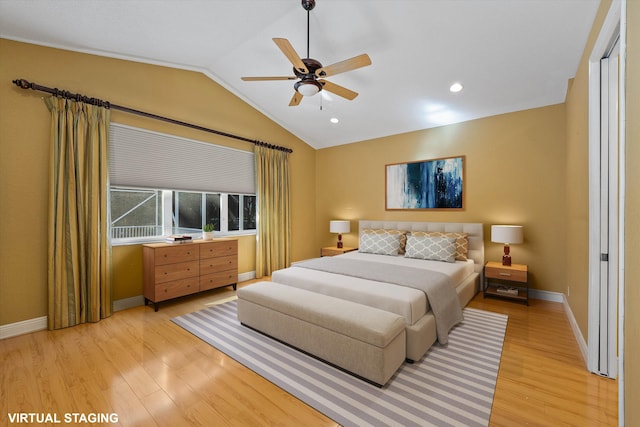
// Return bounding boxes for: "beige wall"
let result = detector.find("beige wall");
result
[625,1,639,424]
[0,39,318,324]
[316,105,567,294]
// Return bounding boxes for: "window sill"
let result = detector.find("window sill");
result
[111,231,257,247]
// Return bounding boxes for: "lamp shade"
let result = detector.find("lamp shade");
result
[329,220,350,234]
[491,225,523,244]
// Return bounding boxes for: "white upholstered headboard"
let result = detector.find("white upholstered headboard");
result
[358,220,484,274]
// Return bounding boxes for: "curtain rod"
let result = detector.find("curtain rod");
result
[12,78,293,154]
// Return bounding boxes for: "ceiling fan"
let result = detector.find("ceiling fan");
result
[241,0,372,106]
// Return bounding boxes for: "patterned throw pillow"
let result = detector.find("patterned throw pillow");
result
[360,230,403,256]
[360,229,407,254]
[405,235,457,263]
[410,231,468,261]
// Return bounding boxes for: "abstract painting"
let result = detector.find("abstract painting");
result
[386,156,464,210]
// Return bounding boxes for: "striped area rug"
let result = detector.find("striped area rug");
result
[172,300,508,427]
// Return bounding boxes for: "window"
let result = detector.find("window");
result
[110,188,162,239]
[108,123,257,244]
[111,188,256,243]
[228,194,257,231]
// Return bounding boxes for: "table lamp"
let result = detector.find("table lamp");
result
[330,220,350,248]
[491,225,523,266]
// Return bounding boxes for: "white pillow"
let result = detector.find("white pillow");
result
[405,235,457,263]
[410,231,468,261]
[359,232,402,256]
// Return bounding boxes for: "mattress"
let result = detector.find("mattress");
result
[271,252,475,325]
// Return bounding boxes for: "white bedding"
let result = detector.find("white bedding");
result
[272,252,475,326]
[336,251,475,286]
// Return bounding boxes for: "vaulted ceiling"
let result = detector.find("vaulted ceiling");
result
[0,0,600,149]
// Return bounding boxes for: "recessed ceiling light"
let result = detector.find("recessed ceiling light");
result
[330,117,339,124]
[449,82,463,93]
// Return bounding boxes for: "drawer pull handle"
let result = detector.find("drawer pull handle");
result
[499,273,512,277]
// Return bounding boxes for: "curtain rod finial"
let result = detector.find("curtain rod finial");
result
[13,78,32,89]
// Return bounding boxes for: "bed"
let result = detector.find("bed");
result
[271,220,484,362]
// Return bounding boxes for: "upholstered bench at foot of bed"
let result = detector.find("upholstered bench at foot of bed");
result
[237,281,407,387]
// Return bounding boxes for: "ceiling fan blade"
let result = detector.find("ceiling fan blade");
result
[319,79,358,100]
[289,91,303,106]
[241,76,297,81]
[273,38,308,74]
[315,53,371,78]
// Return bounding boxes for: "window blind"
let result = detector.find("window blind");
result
[109,123,255,194]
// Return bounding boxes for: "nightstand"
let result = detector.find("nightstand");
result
[483,261,529,305]
[321,246,358,257]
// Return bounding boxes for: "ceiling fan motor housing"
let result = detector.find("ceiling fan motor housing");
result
[293,58,323,95]
[294,58,322,78]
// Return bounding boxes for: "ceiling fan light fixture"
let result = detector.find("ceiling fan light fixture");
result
[295,80,322,96]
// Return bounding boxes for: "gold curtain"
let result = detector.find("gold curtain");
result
[45,96,112,330]
[254,145,291,278]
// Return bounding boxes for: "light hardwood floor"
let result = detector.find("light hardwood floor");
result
[1,282,617,426]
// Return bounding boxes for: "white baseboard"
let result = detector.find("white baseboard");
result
[562,294,589,366]
[1,271,257,339]
[530,288,565,302]
[113,295,146,312]
[238,271,256,282]
[0,316,47,340]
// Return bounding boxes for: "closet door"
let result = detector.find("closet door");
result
[590,37,619,379]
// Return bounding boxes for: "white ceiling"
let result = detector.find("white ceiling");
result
[0,0,599,149]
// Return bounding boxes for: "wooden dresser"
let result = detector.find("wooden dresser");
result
[143,239,238,311]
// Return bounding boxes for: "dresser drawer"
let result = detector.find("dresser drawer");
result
[200,270,237,291]
[154,277,199,302]
[200,255,238,276]
[154,244,199,265]
[155,260,199,284]
[200,240,237,259]
[485,266,527,283]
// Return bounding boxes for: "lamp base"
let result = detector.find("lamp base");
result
[337,234,343,248]
[502,244,511,266]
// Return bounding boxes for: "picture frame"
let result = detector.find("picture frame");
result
[385,155,464,210]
